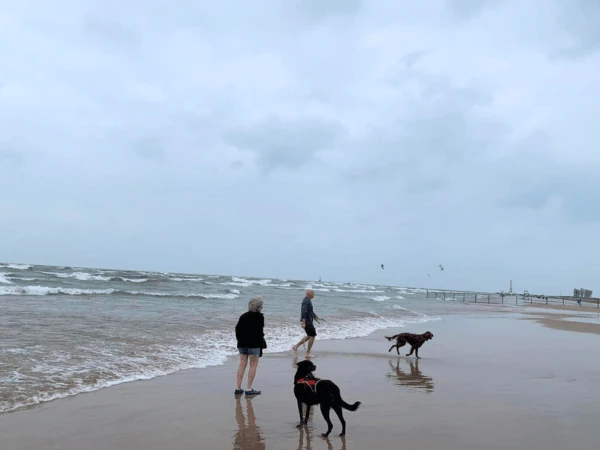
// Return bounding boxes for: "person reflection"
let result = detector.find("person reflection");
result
[387,358,434,392]
[233,396,265,450]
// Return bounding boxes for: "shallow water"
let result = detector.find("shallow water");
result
[0,263,443,413]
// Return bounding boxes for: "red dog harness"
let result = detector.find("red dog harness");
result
[297,377,321,393]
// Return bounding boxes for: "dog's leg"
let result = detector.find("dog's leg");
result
[332,403,347,437]
[397,339,406,355]
[320,403,334,438]
[305,404,311,424]
[388,344,395,353]
[415,347,420,359]
[406,346,415,357]
[297,400,306,428]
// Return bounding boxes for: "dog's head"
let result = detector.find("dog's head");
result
[424,331,434,340]
[294,360,317,382]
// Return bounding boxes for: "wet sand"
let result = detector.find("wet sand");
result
[522,305,600,335]
[1,310,600,450]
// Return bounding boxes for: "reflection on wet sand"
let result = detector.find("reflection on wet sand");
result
[232,396,265,450]
[297,426,347,450]
[297,426,313,450]
[387,358,434,392]
[325,436,347,450]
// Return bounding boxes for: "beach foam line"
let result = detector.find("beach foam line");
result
[40,271,201,283]
[0,285,240,299]
[0,274,13,284]
[0,263,32,270]
[333,289,386,293]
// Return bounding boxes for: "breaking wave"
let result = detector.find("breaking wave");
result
[0,285,239,299]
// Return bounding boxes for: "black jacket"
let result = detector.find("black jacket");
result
[235,311,265,349]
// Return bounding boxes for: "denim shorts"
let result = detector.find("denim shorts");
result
[238,347,261,356]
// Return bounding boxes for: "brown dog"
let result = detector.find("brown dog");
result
[385,331,433,358]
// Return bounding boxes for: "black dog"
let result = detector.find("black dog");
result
[293,360,361,437]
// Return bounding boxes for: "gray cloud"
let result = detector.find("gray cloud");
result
[293,0,364,19]
[0,149,21,162]
[503,160,600,223]
[445,0,501,19]
[225,116,345,172]
[553,0,600,59]
[83,16,140,48]
[0,0,599,293]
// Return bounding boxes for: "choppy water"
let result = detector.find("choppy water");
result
[0,262,441,413]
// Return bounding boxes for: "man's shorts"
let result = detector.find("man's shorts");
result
[304,324,317,337]
[238,347,261,356]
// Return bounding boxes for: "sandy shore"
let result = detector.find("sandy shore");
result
[1,308,600,450]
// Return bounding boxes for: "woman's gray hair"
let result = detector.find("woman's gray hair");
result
[248,296,264,313]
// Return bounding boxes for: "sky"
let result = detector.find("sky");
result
[1,0,599,294]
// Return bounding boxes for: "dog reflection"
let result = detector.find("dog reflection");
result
[233,397,265,450]
[297,427,347,450]
[387,359,434,393]
[297,426,313,450]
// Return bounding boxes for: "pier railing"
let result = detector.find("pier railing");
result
[425,290,600,308]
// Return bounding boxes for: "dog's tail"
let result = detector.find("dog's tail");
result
[342,400,361,411]
[335,387,361,411]
[385,334,399,342]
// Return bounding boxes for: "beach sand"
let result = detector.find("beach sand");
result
[1,307,600,450]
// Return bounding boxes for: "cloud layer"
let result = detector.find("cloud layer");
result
[1,0,599,294]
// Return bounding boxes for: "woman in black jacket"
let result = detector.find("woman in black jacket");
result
[235,296,265,396]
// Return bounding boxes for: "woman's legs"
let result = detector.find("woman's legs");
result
[236,354,248,390]
[246,355,259,390]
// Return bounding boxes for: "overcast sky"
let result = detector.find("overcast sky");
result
[1,0,599,293]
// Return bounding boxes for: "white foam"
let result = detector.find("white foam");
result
[122,290,239,300]
[43,271,112,281]
[333,289,385,293]
[0,263,32,270]
[230,277,272,287]
[0,285,239,299]
[119,278,148,283]
[391,304,408,311]
[396,295,405,299]
[229,289,241,295]
[0,274,13,284]
[302,286,331,292]
[0,264,33,270]
[169,277,204,282]
[202,293,239,300]
[0,286,116,296]
[43,272,150,283]
[371,296,390,302]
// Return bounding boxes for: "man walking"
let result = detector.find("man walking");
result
[292,289,319,356]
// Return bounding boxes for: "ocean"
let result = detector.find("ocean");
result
[0,263,441,414]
